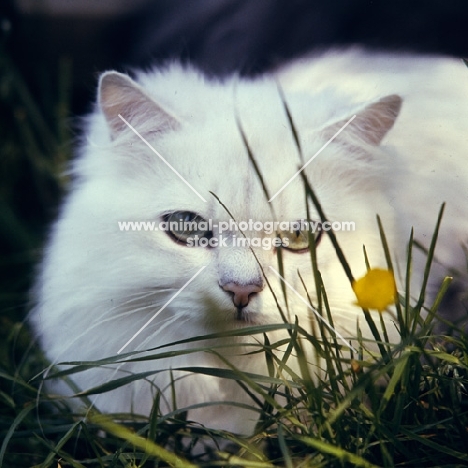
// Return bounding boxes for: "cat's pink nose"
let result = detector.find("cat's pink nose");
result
[222,282,263,308]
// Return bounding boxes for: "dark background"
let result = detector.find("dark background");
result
[1,0,467,335]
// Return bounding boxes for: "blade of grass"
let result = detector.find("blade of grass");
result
[89,413,197,468]
[377,215,404,329]
[275,243,289,313]
[296,435,380,467]
[378,350,411,415]
[300,173,354,284]
[404,228,414,337]
[38,421,83,468]
[235,114,272,205]
[423,276,453,334]
[0,403,36,466]
[413,203,445,333]
[277,424,293,468]
[275,82,303,163]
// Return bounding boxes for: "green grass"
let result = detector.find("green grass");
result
[2,224,468,467]
[1,44,468,467]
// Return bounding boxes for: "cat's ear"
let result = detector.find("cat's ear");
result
[323,94,402,146]
[98,71,179,138]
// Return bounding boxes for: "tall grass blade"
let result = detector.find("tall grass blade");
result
[412,203,445,334]
[275,82,303,162]
[235,114,272,204]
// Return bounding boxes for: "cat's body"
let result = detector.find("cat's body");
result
[31,49,468,435]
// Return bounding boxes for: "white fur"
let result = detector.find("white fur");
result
[30,49,468,434]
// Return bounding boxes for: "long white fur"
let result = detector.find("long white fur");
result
[30,49,468,434]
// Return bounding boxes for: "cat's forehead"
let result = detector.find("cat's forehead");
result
[149,111,314,219]
[151,148,319,223]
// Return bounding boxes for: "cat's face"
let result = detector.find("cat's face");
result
[59,67,402,352]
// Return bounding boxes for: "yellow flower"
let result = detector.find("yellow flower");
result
[352,268,396,312]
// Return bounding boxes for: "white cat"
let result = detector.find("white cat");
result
[30,49,468,435]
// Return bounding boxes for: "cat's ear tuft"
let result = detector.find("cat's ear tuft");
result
[98,71,179,139]
[324,94,402,147]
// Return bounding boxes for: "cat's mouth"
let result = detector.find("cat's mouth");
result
[236,307,245,321]
[235,307,258,324]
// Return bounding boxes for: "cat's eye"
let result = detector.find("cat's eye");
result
[163,211,212,245]
[278,225,322,252]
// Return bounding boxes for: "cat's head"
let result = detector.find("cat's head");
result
[58,65,402,350]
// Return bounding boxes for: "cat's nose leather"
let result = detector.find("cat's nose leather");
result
[222,282,263,308]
